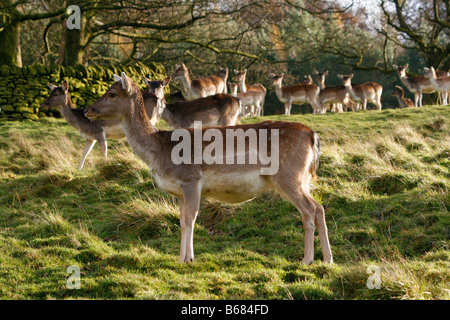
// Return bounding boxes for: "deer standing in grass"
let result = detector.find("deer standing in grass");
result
[173,63,227,100]
[337,74,383,111]
[424,67,450,105]
[233,69,267,115]
[393,64,435,107]
[143,76,241,129]
[228,82,265,118]
[270,73,322,115]
[314,70,351,113]
[41,80,125,170]
[392,85,414,108]
[85,72,333,265]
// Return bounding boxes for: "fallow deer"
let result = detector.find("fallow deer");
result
[143,77,241,129]
[233,69,267,116]
[228,82,265,117]
[392,85,414,108]
[393,64,435,107]
[269,73,321,115]
[424,67,450,105]
[337,74,383,110]
[85,72,333,265]
[314,70,351,113]
[173,63,227,100]
[41,81,125,170]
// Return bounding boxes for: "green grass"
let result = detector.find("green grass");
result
[0,106,449,300]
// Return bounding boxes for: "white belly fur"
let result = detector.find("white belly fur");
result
[151,168,270,203]
[201,170,269,203]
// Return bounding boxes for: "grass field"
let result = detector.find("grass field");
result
[0,105,448,300]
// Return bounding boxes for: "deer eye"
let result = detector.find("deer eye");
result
[108,92,116,98]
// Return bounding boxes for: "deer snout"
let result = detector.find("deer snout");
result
[84,107,99,120]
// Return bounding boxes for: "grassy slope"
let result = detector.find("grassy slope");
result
[0,106,448,300]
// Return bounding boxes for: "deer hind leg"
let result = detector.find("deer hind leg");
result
[179,182,201,263]
[273,175,330,264]
[79,139,96,170]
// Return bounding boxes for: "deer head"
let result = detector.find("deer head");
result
[143,76,170,101]
[41,80,70,109]
[85,72,138,121]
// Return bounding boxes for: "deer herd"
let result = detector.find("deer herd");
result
[40,62,448,265]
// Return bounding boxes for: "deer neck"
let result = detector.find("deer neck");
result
[344,82,357,98]
[60,95,82,129]
[273,83,284,101]
[120,91,160,168]
[398,73,415,90]
[179,71,196,98]
[427,75,439,89]
[239,77,248,93]
[318,79,326,90]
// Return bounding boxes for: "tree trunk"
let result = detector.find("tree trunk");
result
[0,20,22,67]
[62,4,88,66]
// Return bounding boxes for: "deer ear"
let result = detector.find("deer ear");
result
[404,63,409,69]
[61,80,69,92]
[234,69,239,75]
[269,73,275,78]
[337,74,343,79]
[350,74,354,78]
[162,77,171,86]
[48,83,56,91]
[142,76,150,87]
[120,72,131,93]
[114,74,122,83]
[324,70,329,75]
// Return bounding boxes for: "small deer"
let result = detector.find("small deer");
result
[228,82,265,117]
[269,73,321,115]
[233,69,267,115]
[41,80,125,170]
[314,70,351,113]
[393,64,435,107]
[85,72,333,265]
[392,85,414,108]
[173,63,227,100]
[337,74,383,111]
[424,67,449,105]
[143,77,241,129]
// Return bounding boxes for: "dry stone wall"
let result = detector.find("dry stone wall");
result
[0,62,166,121]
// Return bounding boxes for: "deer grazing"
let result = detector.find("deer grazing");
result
[41,80,125,170]
[228,82,265,117]
[393,64,435,107]
[233,69,267,115]
[337,74,383,111]
[173,63,227,100]
[143,76,241,129]
[269,73,321,115]
[314,70,353,113]
[85,72,333,265]
[424,67,449,105]
[392,85,414,108]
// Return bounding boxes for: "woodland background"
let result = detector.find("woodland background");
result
[0,0,448,115]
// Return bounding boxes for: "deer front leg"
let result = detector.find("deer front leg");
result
[98,137,108,159]
[179,182,201,263]
[79,140,96,170]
